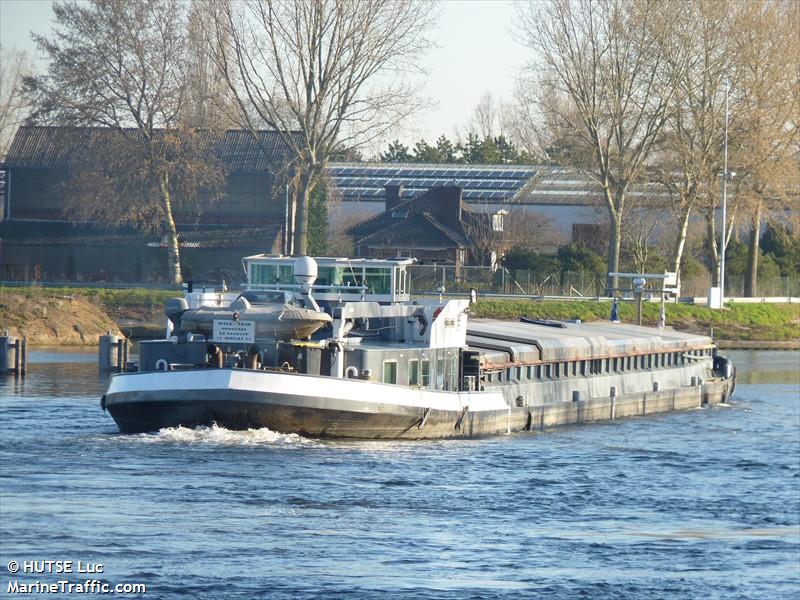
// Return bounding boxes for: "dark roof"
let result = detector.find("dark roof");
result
[328,162,536,203]
[4,126,301,174]
[0,220,281,249]
[355,213,468,248]
[348,186,493,250]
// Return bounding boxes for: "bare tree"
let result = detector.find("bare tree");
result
[622,198,669,275]
[502,208,565,252]
[208,0,435,255]
[66,129,225,246]
[465,207,563,267]
[26,0,223,283]
[518,0,679,293]
[469,92,504,140]
[181,1,239,130]
[0,47,33,158]
[729,0,799,296]
[651,0,734,290]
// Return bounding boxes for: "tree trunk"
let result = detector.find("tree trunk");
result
[745,201,762,297]
[605,209,622,296]
[671,204,692,291]
[160,170,183,284]
[706,211,720,287]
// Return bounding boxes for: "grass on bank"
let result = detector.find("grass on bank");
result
[472,299,800,341]
[0,286,178,309]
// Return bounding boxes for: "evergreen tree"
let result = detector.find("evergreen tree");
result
[307,185,328,256]
[412,139,442,162]
[435,135,458,163]
[380,139,411,162]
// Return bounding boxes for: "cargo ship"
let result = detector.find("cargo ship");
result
[102,256,735,438]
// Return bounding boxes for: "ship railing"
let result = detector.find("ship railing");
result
[247,282,369,294]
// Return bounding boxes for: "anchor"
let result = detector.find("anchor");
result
[418,407,431,429]
[454,406,469,431]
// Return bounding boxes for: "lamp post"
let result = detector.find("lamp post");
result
[720,80,729,305]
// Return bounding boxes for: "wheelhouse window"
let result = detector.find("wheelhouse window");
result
[250,263,293,285]
[364,268,392,295]
[408,359,419,386]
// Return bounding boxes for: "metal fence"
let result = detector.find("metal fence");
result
[407,265,799,299]
[2,264,798,299]
[407,265,607,297]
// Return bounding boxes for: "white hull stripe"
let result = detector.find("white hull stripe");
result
[107,370,509,413]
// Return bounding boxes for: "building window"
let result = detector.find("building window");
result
[546,364,552,379]
[408,359,419,386]
[580,361,586,376]
[382,360,397,384]
[492,212,504,232]
[421,359,430,387]
[535,365,542,379]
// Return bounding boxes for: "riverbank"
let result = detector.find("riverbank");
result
[472,299,800,345]
[0,288,124,345]
[1,287,798,347]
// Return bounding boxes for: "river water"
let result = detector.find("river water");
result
[1,349,798,599]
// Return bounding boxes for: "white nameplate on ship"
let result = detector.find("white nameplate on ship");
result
[212,320,255,344]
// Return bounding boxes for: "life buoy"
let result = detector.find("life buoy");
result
[155,359,169,371]
[345,366,359,378]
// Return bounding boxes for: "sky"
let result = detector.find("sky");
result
[0,0,528,153]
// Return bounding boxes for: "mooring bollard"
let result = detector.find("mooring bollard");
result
[0,333,15,374]
[20,337,27,375]
[116,339,123,373]
[0,334,26,377]
[99,332,120,372]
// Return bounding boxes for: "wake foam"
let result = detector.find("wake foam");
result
[127,423,319,448]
